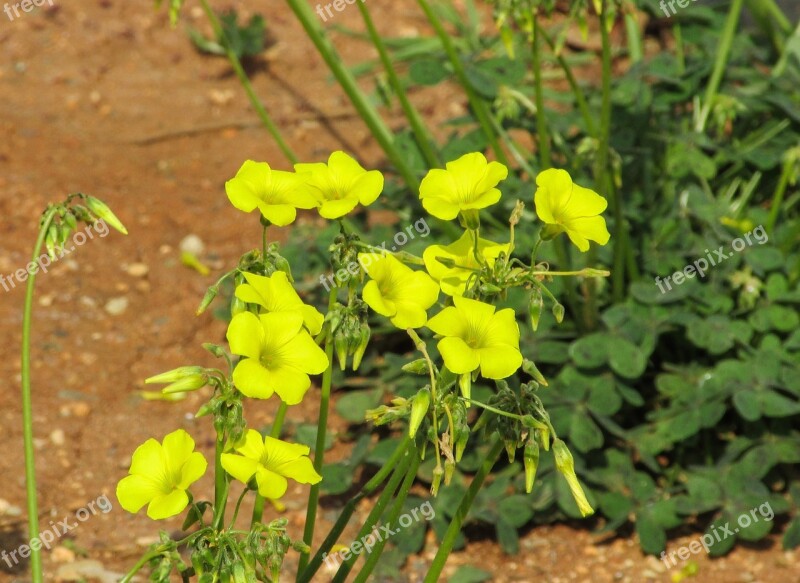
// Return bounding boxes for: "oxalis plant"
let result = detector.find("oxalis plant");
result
[116,151,611,582]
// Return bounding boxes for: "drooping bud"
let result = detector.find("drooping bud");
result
[504,440,516,463]
[524,438,539,494]
[196,285,219,315]
[553,439,594,517]
[161,374,208,394]
[528,288,543,331]
[335,332,349,371]
[431,465,444,497]
[408,388,431,438]
[145,366,205,385]
[402,359,429,375]
[444,459,456,485]
[45,225,59,260]
[522,359,548,386]
[552,302,565,324]
[351,323,370,371]
[85,196,128,235]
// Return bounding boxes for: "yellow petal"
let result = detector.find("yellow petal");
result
[437,336,481,374]
[478,345,523,379]
[116,474,160,514]
[147,489,189,520]
[221,453,260,485]
[227,312,264,360]
[232,359,276,400]
[426,306,467,338]
[255,467,289,499]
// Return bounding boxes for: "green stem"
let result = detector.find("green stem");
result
[297,436,413,583]
[331,445,416,583]
[356,1,440,168]
[766,157,794,233]
[212,437,229,530]
[251,401,289,525]
[423,439,504,582]
[283,0,419,190]
[297,287,338,575]
[21,206,58,583]
[353,453,421,583]
[198,0,297,165]
[697,0,745,133]
[532,16,551,168]
[415,0,508,166]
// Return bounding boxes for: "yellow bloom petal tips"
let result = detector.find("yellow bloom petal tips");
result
[295,151,384,219]
[426,296,523,381]
[225,160,318,226]
[116,429,208,520]
[419,152,508,221]
[221,429,322,500]
[358,252,439,329]
[534,168,610,252]
[235,271,324,336]
[227,311,329,404]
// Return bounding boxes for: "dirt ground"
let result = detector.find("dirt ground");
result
[1,1,797,582]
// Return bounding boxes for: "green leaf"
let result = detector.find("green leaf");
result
[635,509,667,555]
[320,462,354,495]
[588,376,623,415]
[409,58,449,86]
[495,517,520,554]
[448,566,493,583]
[498,495,535,527]
[783,518,800,550]
[607,337,647,379]
[732,390,761,421]
[293,424,333,452]
[335,388,384,423]
[569,333,610,368]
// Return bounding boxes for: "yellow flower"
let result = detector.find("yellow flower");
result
[227,312,328,404]
[358,253,439,329]
[419,152,508,220]
[221,429,322,499]
[423,231,510,296]
[225,160,318,226]
[116,429,207,520]
[295,151,383,219]
[534,169,610,252]
[235,271,324,335]
[426,296,522,379]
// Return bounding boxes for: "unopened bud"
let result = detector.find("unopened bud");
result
[335,332,349,371]
[274,256,294,282]
[146,366,205,385]
[351,323,370,371]
[524,438,539,494]
[45,226,58,260]
[432,255,456,269]
[504,440,516,463]
[196,285,219,315]
[553,439,594,517]
[528,289,543,331]
[408,388,431,438]
[458,373,471,401]
[552,302,565,324]
[522,359,548,386]
[402,359,429,375]
[230,295,247,317]
[85,196,128,235]
[431,465,444,497]
[444,459,456,485]
[162,374,207,394]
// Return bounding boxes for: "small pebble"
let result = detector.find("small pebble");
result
[179,234,204,256]
[104,296,129,315]
[50,429,66,446]
[125,262,149,277]
[52,546,76,563]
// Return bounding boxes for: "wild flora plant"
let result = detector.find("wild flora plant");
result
[116,150,611,581]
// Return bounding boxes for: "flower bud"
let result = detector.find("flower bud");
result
[552,302,565,324]
[458,373,471,401]
[408,388,431,438]
[444,459,456,485]
[553,439,594,517]
[524,438,539,494]
[62,212,78,232]
[522,359,548,386]
[431,465,444,497]
[274,255,294,282]
[146,366,205,385]
[528,289,543,331]
[196,285,219,315]
[432,255,457,269]
[162,374,208,394]
[402,358,429,375]
[85,196,128,235]
[230,295,247,317]
[351,323,370,371]
[335,332,349,371]
[45,226,58,260]
[504,440,516,463]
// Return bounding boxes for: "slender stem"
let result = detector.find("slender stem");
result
[423,439,504,582]
[21,206,58,583]
[540,28,597,137]
[283,0,419,190]
[229,487,249,529]
[766,156,794,233]
[356,1,440,168]
[696,0,745,132]
[415,0,509,166]
[674,24,685,75]
[198,0,298,165]
[251,401,289,525]
[331,446,416,583]
[297,436,414,583]
[298,286,338,575]
[353,453,421,583]
[212,437,229,530]
[532,16,551,169]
